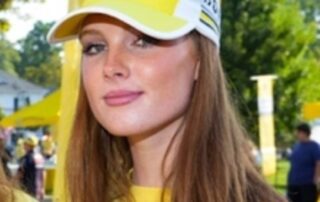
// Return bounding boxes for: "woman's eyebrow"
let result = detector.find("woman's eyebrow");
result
[79,29,103,40]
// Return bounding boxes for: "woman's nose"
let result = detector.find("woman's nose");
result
[103,48,130,80]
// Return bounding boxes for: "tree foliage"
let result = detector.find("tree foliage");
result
[23,53,61,88]
[0,107,5,120]
[0,1,59,88]
[0,0,45,10]
[221,0,320,146]
[0,0,46,33]
[0,39,20,75]
[299,0,320,22]
[0,0,13,10]
[16,21,62,88]
[0,0,12,33]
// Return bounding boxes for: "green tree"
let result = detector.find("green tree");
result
[0,39,20,75]
[16,21,62,88]
[0,107,5,120]
[0,0,46,33]
[299,0,320,22]
[0,0,13,10]
[221,0,320,146]
[24,53,61,88]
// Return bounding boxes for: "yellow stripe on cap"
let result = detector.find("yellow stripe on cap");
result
[200,11,219,33]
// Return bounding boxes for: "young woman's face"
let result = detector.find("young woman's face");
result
[80,15,199,136]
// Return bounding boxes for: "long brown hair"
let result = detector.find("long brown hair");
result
[66,32,285,202]
[0,161,14,202]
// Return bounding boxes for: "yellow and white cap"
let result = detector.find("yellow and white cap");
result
[24,134,39,147]
[47,0,221,46]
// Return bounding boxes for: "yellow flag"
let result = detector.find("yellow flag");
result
[251,75,277,176]
[53,1,82,201]
[303,102,320,121]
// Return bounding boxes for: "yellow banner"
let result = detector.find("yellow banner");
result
[303,102,320,120]
[251,75,277,176]
[53,0,82,200]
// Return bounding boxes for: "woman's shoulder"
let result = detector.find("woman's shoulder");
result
[14,190,38,202]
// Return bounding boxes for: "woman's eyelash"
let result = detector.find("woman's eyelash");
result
[82,43,106,55]
[141,35,160,44]
[135,35,160,47]
[81,36,160,54]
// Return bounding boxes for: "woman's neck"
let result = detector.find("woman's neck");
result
[128,116,185,187]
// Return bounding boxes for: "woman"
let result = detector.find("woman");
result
[0,161,37,202]
[48,0,285,201]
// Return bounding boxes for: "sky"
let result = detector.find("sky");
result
[0,0,68,43]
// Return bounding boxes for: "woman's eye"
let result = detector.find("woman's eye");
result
[82,43,106,56]
[135,35,160,48]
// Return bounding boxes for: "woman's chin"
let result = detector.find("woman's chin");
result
[101,123,147,137]
[101,122,163,140]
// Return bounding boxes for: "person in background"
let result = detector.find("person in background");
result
[40,130,55,160]
[0,127,13,178]
[16,135,39,198]
[287,123,320,202]
[15,138,25,161]
[0,159,37,202]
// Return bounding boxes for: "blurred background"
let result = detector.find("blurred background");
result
[0,0,319,201]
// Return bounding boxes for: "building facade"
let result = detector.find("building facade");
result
[0,70,48,116]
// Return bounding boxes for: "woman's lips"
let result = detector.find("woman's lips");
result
[103,90,144,106]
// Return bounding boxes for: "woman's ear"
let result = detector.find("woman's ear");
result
[194,60,200,80]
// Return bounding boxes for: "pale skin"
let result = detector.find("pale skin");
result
[80,15,199,187]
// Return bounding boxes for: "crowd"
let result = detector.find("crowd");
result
[0,128,56,202]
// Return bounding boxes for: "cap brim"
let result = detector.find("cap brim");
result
[47,1,196,43]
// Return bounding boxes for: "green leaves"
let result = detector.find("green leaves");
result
[15,21,62,88]
[0,0,13,10]
[23,53,61,88]
[221,0,320,146]
[0,0,46,34]
[0,0,11,34]
[0,39,20,75]
[0,19,10,33]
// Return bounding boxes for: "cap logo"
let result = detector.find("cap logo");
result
[202,0,219,15]
[200,0,220,35]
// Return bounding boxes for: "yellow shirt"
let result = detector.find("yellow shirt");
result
[130,185,170,202]
[14,190,38,202]
[41,136,55,156]
[15,139,26,159]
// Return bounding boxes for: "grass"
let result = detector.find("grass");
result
[265,160,290,195]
